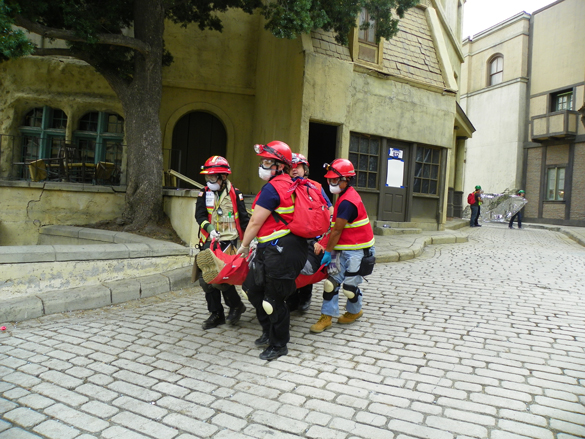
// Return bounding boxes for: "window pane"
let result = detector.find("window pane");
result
[367,18,376,43]
[413,178,421,193]
[557,168,565,200]
[429,180,437,195]
[358,172,367,187]
[107,114,124,134]
[105,141,123,166]
[79,112,99,131]
[358,155,368,171]
[78,139,96,164]
[421,179,429,193]
[24,108,43,128]
[423,148,432,163]
[414,162,423,178]
[370,139,379,155]
[416,148,423,162]
[349,136,359,152]
[360,137,369,154]
[349,153,359,167]
[368,156,378,172]
[22,136,40,161]
[430,165,438,179]
[368,173,377,188]
[49,138,66,158]
[432,149,440,164]
[547,168,556,201]
[423,164,430,178]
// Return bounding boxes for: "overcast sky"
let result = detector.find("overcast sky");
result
[462,0,559,38]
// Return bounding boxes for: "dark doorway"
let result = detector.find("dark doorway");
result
[378,140,410,222]
[308,122,338,202]
[171,111,227,187]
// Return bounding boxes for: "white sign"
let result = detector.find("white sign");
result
[389,148,403,159]
[386,157,404,188]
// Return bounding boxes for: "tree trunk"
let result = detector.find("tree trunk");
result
[109,0,165,230]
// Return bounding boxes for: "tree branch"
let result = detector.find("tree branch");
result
[15,15,151,55]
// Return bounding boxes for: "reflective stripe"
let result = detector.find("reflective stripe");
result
[275,205,294,214]
[257,229,291,243]
[344,217,370,228]
[334,237,376,251]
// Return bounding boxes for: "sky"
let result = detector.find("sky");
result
[462,0,559,39]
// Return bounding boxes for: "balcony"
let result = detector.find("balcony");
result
[531,110,579,142]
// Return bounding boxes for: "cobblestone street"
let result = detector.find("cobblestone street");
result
[1,225,585,439]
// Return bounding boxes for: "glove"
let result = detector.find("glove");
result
[236,245,249,256]
[210,230,221,240]
[321,251,332,266]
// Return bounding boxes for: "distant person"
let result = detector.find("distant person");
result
[469,185,482,227]
[286,153,333,313]
[310,159,375,333]
[509,190,526,229]
[195,156,249,330]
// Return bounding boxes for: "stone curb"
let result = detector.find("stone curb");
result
[0,267,192,323]
[375,233,468,263]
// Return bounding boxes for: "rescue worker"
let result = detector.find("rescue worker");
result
[195,156,249,330]
[470,185,483,227]
[310,158,376,333]
[237,141,308,361]
[286,153,333,313]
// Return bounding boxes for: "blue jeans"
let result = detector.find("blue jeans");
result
[321,247,376,317]
[470,204,480,226]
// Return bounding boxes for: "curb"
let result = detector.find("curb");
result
[376,233,468,263]
[0,267,193,323]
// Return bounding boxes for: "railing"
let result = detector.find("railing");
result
[1,134,123,186]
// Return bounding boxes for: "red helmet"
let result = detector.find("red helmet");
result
[200,156,231,174]
[292,153,309,167]
[254,141,292,166]
[324,158,355,178]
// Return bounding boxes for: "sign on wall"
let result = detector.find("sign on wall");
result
[386,148,405,188]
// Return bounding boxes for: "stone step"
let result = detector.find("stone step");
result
[374,220,439,231]
[374,226,422,236]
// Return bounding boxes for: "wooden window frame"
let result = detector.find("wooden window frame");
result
[19,106,67,161]
[545,166,566,201]
[413,146,441,195]
[349,133,381,191]
[73,111,124,168]
[550,90,574,112]
[350,8,384,68]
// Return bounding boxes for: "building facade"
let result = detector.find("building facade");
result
[461,0,585,226]
[0,0,471,245]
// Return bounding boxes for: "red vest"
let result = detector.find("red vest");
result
[252,174,294,243]
[202,184,244,241]
[333,186,375,250]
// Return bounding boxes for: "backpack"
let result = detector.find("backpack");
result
[275,179,331,239]
[467,193,476,205]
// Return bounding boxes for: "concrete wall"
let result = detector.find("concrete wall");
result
[0,183,125,246]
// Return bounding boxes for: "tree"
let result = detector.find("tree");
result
[0,0,418,231]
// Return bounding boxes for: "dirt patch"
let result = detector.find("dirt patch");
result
[79,216,186,246]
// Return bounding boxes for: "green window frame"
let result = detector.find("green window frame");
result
[413,147,440,195]
[349,133,380,190]
[546,166,565,201]
[73,111,124,168]
[19,106,67,161]
[551,90,573,112]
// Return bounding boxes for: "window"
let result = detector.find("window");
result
[413,147,440,195]
[355,8,379,64]
[489,56,503,86]
[74,112,124,172]
[546,167,565,201]
[19,106,67,161]
[349,134,379,189]
[551,90,573,112]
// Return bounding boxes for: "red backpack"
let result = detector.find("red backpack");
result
[467,193,476,205]
[276,179,331,239]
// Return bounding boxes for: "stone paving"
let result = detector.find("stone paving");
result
[1,224,585,439]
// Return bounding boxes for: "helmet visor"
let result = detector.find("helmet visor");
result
[323,162,344,178]
[254,144,290,165]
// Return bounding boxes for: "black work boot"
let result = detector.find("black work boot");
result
[254,332,269,346]
[202,313,225,330]
[259,345,288,361]
[227,303,246,325]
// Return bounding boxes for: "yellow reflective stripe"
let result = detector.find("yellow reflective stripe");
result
[275,205,294,214]
[234,212,239,219]
[334,237,376,251]
[201,220,210,228]
[344,217,370,228]
[206,207,214,213]
[257,229,291,243]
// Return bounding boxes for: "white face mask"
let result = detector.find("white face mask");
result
[258,167,273,181]
[329,184,342,194]
[207,181,221,191]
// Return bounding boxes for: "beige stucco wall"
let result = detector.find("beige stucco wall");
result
[0,184,125,246]
[530,0,585,96]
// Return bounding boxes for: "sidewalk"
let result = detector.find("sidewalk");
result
[3,218,584,324]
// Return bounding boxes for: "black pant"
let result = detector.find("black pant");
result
[509,210,522,228]
[199,240,243,317]
[243,233,308,347]
[287,284,313,311]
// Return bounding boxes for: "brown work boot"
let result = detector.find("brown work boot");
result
[338,310,363,324]
[310,314,332,333]
[196,249,226,284]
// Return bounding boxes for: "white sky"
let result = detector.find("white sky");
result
[462,0,559,38]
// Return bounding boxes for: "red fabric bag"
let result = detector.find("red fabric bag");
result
[295,265,328,289]
[207,252,250,286]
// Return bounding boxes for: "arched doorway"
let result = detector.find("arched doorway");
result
[171,111,227,187]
